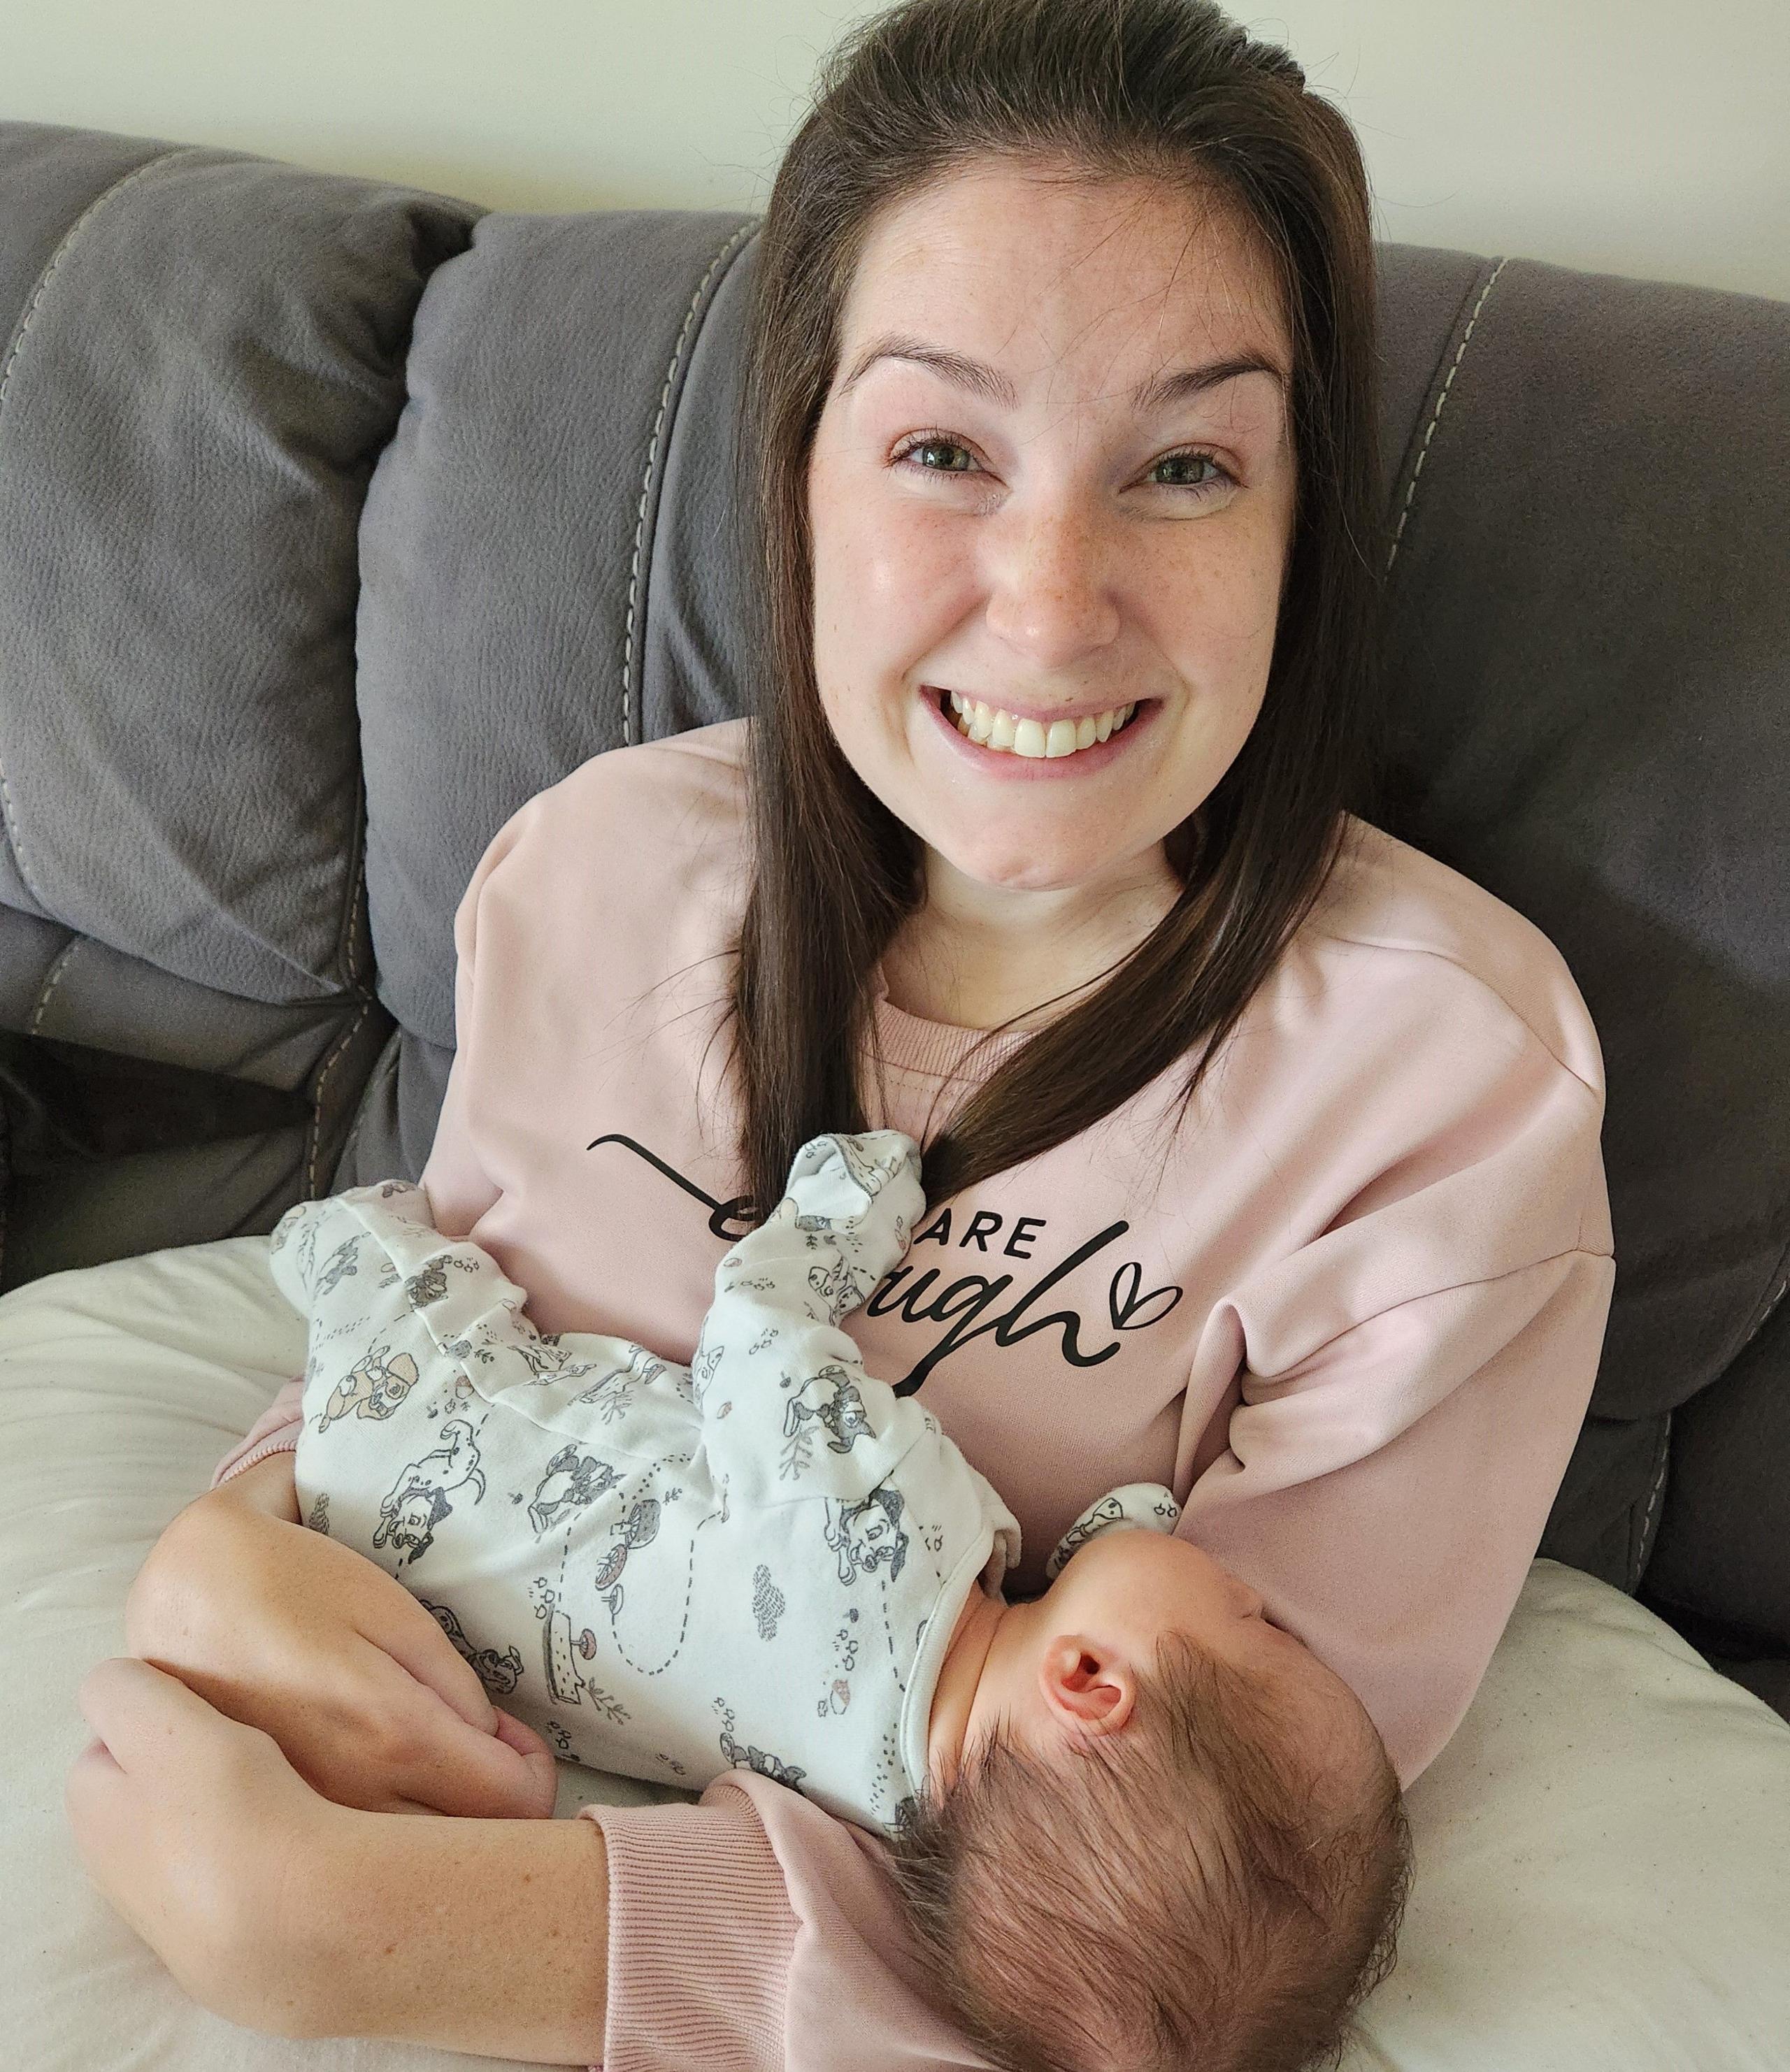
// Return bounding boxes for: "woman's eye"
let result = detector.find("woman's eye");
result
[1150,451,1232,492]
[894,433,976,475]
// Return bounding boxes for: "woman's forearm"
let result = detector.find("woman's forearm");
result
[301,1801,610,2065]
[125,1451,300,1653]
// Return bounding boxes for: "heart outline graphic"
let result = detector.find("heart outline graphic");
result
[1108,1260,1184,1332]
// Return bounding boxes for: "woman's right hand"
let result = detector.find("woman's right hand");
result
[124,1451,559,1820]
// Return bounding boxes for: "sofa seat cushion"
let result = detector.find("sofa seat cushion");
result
[1,1237,1787,2070]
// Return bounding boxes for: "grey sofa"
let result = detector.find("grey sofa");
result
[0,115,1785,1733]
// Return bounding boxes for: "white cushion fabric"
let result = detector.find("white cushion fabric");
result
[1,1236,1787,2070]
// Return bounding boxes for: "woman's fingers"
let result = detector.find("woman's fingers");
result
[357,1642,559,1820]
[118,1493,555,1825]
[349,1585,559,1817]
[357,1588,501,1736]
[492,1706,561,1813]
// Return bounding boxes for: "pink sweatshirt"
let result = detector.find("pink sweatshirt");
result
[213,716,1616,2070]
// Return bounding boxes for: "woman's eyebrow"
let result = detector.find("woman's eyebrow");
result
[835,333,1287,410]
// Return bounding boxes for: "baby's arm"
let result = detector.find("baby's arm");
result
[269,1179,655,1421]
[690,1131,938,1506]
[266,1184,429,1402]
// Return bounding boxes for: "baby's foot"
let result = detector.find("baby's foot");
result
[781,1131,924,1250]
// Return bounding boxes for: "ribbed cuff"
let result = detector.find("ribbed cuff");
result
[578,1797,797,2072]
[210,1430,299,1490]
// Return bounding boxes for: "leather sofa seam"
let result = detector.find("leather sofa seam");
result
[334,1027,401,1184]
[0,145,198,415]
[1386,255,1509,573]
[622,219,760,749]
[1633,1409,1672,1590]
[25,935,79,1035]
[306,995,372,1197]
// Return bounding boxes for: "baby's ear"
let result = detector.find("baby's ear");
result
[1037,1634,1137,1738]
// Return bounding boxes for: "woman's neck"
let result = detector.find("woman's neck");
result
[881,840,1182,1031]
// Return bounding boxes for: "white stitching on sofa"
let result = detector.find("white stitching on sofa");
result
[306,996,371,1197]
[297,751,375,1195]
[0,148,198,905]
[622,220,759,749]
[25,936,79,1035]
[338,773,371,995]
[1733,1262,1790,1358]
[0,150,194,412]
[334,1028,401,1181]
[1635,1409,1673,1586]
[1386,256,1510,573]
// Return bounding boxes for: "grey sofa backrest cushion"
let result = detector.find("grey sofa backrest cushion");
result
[0,122,479,1002]
[357,210,760,1060]
[349,206,763,1177]
[1372,251,1789,1427]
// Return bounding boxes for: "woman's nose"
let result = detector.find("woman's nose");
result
[981,500,1122,666]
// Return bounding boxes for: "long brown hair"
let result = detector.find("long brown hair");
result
[722,0,1385,1224]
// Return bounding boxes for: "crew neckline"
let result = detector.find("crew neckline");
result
[870,962,1038,1084]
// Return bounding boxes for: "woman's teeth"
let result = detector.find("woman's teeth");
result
[944,691,1137,758]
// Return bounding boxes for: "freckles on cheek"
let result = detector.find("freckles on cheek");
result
[861,543,913,609]
[1190,514,1291,670]
[859,510,959,609]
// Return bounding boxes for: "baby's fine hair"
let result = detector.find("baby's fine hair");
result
[884,1627,1412,2072]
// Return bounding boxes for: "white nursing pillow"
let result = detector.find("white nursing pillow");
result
[1,1237,1787,2070]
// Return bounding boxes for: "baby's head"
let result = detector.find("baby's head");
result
[891,1530,1412,2072]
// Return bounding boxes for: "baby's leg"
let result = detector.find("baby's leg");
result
[724,1130,926,1331]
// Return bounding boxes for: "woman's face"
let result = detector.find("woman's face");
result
[806,158,1298,902]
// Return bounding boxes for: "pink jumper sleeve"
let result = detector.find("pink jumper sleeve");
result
[1180,1246,1614,1786]
[1174,1017,1617,1788]
[209,1376,305,1489]
[578,1774,990,2072]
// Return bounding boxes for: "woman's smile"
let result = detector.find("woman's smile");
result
[921,682,1159,782]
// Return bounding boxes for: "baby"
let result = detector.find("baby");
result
[270,1130,1410,2072]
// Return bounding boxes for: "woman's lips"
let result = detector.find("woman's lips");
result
[922,685,1155,779]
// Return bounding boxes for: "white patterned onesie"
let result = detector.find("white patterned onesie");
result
[270,1128,1181,1835]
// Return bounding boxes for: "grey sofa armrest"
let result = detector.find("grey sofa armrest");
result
[0,120,480,1279]
[0,1030,310,1286]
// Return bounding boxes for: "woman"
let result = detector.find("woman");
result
[66,0,1615,2064]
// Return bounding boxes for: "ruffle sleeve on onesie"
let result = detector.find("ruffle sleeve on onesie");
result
[1044,1480,1183,1579]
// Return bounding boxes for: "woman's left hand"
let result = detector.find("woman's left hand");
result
[64,1655,342,2038]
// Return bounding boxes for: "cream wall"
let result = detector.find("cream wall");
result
[5,0,1786,302]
